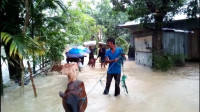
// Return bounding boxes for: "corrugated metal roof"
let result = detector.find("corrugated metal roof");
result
[162,28,194,33]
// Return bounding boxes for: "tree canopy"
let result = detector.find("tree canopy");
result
[89,0,129,40]
[110,0,199,51]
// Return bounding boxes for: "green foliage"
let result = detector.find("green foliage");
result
[152,51,174,71]
[31,0,99,62]
[111,0,187,52]
[152,50,185,71]
[1,0,8,11]
[43,31,67,62]
[1,32,45,59]
[111,0,186,21]
[64,7,97,43]
[185,0,199,18]
[90,0,129,39]
[1,32,12,45]
[171,54,185,66]
[116,37,130,54]
[1,0,102,96]
[1,0,24,34]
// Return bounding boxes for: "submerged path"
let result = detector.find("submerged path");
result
[1,59,199,112]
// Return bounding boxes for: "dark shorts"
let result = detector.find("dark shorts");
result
[101,57,105,63]
[101,59,105,63]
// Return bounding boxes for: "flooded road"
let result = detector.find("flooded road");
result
[1,58,199,112]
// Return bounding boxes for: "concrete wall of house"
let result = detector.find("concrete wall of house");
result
[135,52,152,67]
[135,35,152,67]
[135,35,152,52]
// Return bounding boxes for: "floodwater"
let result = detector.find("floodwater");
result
[1,56,199,112]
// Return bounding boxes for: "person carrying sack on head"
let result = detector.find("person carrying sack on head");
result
[103,38,125,96]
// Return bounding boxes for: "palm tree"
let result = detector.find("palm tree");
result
[1,0,68,96]
[1,32,45,96]
[1,0,68,81]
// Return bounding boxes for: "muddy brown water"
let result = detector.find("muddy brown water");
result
[1,57,199,112]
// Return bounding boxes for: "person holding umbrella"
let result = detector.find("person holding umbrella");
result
[66,46,90,65]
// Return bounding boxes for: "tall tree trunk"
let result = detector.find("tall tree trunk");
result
[152,14,164,67]
[31,18,36,73]
[152,15,164,52]
[20,59,25,95]
[31,0,36,73]
[22,0,30,35]
[20,0,30,95]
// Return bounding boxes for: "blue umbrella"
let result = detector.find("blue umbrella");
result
[66,47,90,58]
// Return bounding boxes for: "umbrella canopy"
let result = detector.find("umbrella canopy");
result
[83,41,96,47]
[66,47,90,58]
[98,41,106,45]
[98,41,107,48]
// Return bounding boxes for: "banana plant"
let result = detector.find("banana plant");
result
[116,37,130,54]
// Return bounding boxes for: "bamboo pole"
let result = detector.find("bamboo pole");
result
[27,61,37,97]
[42,56,44,68]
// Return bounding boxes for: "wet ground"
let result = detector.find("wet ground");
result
[1,57,199,112]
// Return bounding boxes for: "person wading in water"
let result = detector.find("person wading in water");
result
[103,38,125,96]
[97,44,106,68]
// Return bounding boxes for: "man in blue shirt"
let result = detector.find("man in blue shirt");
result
[103,38,125,96]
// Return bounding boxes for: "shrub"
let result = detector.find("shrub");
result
[152,50,174,71]
[152,49,186,71]
[171,54,185,67]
